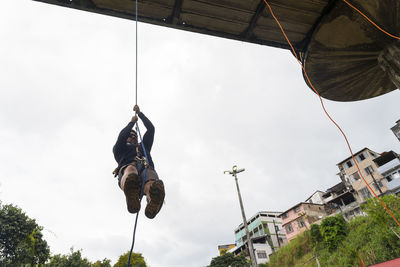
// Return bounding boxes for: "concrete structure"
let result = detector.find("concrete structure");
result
[305,190,325,205]
[391,120,400,141]
[373,151,400,196]
[280,203,327,242]
[321,182,363,221]
[337,148,388,203]
[230,211,287,264]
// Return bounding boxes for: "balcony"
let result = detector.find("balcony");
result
[377,158,400,175]
[387,178,400,191]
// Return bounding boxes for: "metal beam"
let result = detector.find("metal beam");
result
[167,0,183,24]
[241,0,266,39]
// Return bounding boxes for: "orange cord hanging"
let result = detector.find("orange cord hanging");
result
[262,0,400,227]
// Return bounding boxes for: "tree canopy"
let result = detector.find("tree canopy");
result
[207,252,250,267]
[0,201,50,265]
[114,251,148,267]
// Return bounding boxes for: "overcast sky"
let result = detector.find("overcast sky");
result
[0,1,399,266]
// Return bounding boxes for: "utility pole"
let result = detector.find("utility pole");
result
[370,172,383,195]
[224,165,257,267]
[273,219,281,248]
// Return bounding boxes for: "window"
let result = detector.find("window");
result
[349,172,361,183]
[294,206,300,213]
[282,212,288,219]
[359,187,372,200]
[357,152,367,162]
[285,223,293,233]
[257,251,268,259]
[365,166,374,175]
[298,220,306,228]
[345,160,354,168]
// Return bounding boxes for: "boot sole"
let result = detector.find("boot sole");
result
[124,173,141,213]
[145,180,165,219]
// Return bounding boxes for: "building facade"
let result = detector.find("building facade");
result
[280,203,327,242]
[230,211,287,264]
[391,120,400,141]
[337,148,388,203]
[321,182,363,220]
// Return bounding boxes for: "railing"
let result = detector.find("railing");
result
[387,178,400,191]
[377,158,400,175]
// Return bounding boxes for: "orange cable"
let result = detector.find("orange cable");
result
[262,0,400,227]
[342,0,400,40]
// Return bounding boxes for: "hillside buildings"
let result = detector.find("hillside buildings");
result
[280,147,399,242]
[218,146,400,263]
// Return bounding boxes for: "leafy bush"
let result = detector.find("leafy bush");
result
[320,214,347,251]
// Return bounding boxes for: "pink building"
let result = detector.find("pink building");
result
[279,202,327,242]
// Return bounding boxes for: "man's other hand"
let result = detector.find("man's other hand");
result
[133,105,141,114]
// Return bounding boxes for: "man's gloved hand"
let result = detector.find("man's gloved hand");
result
[131,115,138,123]
[133,105,141,114]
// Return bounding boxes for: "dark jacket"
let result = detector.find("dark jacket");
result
[113,112,155,169]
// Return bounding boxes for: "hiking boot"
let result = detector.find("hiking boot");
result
[123,173,142,213]
[145,180,165,219]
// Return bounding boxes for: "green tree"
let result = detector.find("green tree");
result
[113,251,147,267]
[93,258,112,267]
[320,214,347,250]
[46,248,92,267]
[207,252,250,267]
[0,201,50,265]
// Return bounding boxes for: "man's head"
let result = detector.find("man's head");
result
[127,130,138,145]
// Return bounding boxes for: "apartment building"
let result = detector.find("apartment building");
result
[391,120,400,141]
[230,211,287,264]
[337,148,387,203]
[280,203,327,242]
[373,151,400,195]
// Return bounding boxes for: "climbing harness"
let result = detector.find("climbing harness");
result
[263,0,400,227]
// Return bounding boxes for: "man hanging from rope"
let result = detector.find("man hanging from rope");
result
[113,105,165,219]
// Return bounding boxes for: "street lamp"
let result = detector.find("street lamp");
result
[224,165,257,267]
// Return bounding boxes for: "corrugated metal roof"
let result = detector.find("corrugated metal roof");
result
[32,0,399,101]
[370,258,400,267]
[33,0,334,52]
